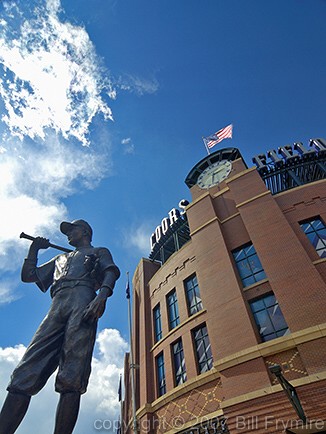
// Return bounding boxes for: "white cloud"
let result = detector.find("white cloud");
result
[0,0,115,299]
[121,137,135,154]
[0,0,158,304]
[119,74,159,96]
[0,280,21,304]
[83,329,128,416]
[0,344,58,434]
[0,0,114,146]
[0,134,110,274]
[124,222,153,256]
[0,328,128,434]
[46,0,61,14]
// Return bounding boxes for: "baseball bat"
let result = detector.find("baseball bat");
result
[20,232,73,253]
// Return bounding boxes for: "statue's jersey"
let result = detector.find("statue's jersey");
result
[23,246,120,296]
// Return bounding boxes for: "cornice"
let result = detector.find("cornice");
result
[214,322,326,372]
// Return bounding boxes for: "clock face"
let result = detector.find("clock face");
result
[197,160,232,189]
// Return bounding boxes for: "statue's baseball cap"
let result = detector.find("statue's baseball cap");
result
[60,219,93,240]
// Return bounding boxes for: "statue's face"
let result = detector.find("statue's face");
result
[66,225,86,247]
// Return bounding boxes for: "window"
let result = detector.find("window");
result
[172,339,187,386]
[192,324,213,374]
[153,304,162,342]
[233,243,266,287]
[167,289,180,330]
[156,352,166,396]
[184,274,203,315]
[250,294,289,342]
[300,217,326,258]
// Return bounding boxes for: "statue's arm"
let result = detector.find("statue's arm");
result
[82,248,120,322]
[98,269,119,298]
[21,237,52,290]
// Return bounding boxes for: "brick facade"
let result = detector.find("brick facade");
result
[123,150,326,434]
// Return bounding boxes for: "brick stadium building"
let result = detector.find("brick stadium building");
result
[122,140,326,434]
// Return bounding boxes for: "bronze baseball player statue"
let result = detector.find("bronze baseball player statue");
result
[0,219,120,434]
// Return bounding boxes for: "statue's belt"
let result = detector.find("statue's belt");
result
[50,279,96,298]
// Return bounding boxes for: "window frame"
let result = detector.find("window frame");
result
[300,216,326,258]
[166,289,180,330]
[156,352,166,397]
[249,293,289,342]
[153,303,163,343]
[171,338,187,386]
[232,242,267,288]
[184,273,203,316]
[192,323,213,374]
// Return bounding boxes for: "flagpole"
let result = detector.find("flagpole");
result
[202,137,210,155]
[126,272,138,434]
[118,374,123,434]
[121,385,123,434]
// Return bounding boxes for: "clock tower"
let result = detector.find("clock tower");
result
[185,147,247,200]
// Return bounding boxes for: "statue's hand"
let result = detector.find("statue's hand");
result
[82,292,107,323]
[31,236,50,250]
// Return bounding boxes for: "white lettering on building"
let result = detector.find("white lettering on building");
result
[150,199,189,251]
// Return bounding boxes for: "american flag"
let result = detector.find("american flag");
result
[126,276,130,299]
[204,124,233,149]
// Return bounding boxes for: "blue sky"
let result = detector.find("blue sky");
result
[0,0,326,432]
